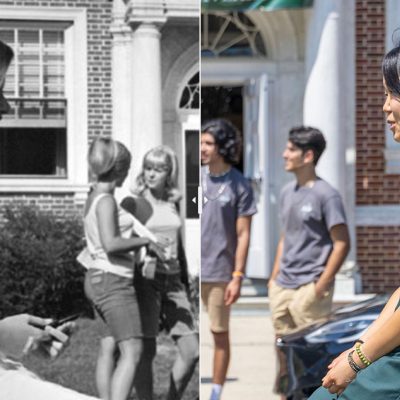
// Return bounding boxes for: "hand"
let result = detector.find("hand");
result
[322,354,356,395]
[267,278,275,290]
[224,278,242,306]
[0,314,75,360]
[30,321,76,359]
[314,279,332,300]
[328,348,351,370]
[148,241,166,262]
[154,234,170,249]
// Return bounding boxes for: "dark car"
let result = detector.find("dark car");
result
[277,294,389,400]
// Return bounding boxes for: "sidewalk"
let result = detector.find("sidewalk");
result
[200,306,280,400]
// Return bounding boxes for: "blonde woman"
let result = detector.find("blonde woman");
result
[121,145,199,400]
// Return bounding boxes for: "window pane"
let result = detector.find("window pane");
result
[0,128,66,176]
[185,130,199,219]
[0,25,67,177]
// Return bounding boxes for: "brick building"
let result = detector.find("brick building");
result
[201,0,400,294]
[0,0,200,274]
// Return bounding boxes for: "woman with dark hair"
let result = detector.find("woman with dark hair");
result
[308,44,400,399]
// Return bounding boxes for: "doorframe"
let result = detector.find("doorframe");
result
[180,112,200,277]
[202,58,276,279]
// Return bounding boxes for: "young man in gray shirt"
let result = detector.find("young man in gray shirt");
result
[269,126,350,400]
[201,119,257,400]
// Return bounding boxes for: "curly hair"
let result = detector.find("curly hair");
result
[134,145,180,202]
[201,118,241,165]
[288,126,326,166]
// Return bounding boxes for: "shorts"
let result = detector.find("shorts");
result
[84,269,143,342]
[201,282,230,333]
[134,271,197,339]
[269,280,334,336]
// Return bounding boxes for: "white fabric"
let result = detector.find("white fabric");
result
[0,366,99,400]
[83,193,135,278]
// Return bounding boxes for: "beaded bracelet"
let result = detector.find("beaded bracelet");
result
[355,343,371,367]
[347,351,361,373]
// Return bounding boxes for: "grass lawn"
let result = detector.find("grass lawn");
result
[24,317,199,400]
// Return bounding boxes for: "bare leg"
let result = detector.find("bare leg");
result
[167,333,199,400]
[134,338,156,400]
[111,338,143,400]
[96,336,117,400]
[212,331,230,385]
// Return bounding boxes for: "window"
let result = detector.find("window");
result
[201,12,266,57]
[179,72,199,110]
[0,22,68,177]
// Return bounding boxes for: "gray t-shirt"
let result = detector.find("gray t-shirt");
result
[201,167,257,282]
[276,178,347,289]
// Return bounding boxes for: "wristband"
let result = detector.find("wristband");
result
[232,271,244,279]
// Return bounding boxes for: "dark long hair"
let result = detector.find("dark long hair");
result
[382,45,400,97]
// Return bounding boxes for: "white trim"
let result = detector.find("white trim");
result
[202,60,273,279]
[0,183,89,193]
[0,7,88,192]
[181,118,200,277]
[202,58,278,85]
[356,205,400,226]
[176,64,199,112]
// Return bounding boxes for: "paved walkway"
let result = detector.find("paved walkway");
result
[200,307,280,400]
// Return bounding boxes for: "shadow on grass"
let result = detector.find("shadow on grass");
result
[24,318,199,400]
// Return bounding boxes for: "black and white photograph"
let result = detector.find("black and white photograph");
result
[0,1,199,399]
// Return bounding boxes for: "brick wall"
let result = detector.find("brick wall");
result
[357,226,400,293]
[0,193,85,224]
[0,0,113,219]
[356,0,399,204]
[356,0,400,292]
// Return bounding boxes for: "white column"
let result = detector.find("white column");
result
[129,23,163,176]
[304,0,358,297]
[110,0,135,194]
[111,0,133,150]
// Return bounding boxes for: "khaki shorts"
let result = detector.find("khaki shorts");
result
[201,282,230,333]
[269,280,334,336]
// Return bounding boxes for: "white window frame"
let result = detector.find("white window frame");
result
[0,7,88,195]
[384,0,400,173]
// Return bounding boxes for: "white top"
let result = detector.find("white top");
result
[83,193,135,278]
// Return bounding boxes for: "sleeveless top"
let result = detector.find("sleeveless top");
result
[84,193,135,278]
[144,196,182,274]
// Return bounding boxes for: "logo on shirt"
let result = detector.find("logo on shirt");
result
[218,194,231,205]
[300,203,313,215]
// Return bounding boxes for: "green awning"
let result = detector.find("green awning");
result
[202,0,313,11]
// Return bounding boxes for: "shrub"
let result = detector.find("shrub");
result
[0,205,92,319]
